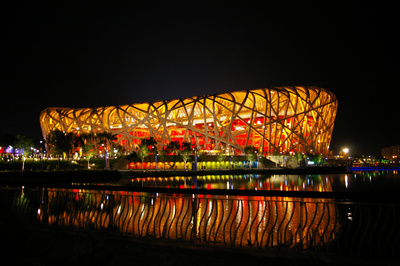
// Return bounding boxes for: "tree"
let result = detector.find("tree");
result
[96,132,118,169]
[79,132,97,155]
[135,137,158,170]
[180,141,193,170]
[72,133,84,157]
[13,135,34,171]
[82,144,96,169]
[166,141,180,169]
[97,132,118,155]
[244,145,257,169]
[46,129,74,160]
[216,153,226,169]
[157,148,167,170]
[166,141,180,154]
[141,137,157,152]
[307,153,323,165]
[295,152,306,167]
[137,140,150,170]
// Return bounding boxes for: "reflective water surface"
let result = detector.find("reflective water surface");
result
[120,170,400,193]
[1,170,399,257]
[8,187,339,249]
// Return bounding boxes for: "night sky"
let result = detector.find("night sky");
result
[3,2,398,155]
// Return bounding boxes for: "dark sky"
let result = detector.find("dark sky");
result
[3,1,398,155]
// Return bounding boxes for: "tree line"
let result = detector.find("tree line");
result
[44,129,267,170]
[45,129,118,167]
[129,137,263,170]
[128,137,194,170]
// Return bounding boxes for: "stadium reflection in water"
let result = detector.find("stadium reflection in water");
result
[125,174,334,191]
[34,174,340,249]
[4,171,399,256]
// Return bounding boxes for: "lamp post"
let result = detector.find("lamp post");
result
[343,148,349,158]
[155,152,158,171]
[193,148,197,171]
[104,151,110,170]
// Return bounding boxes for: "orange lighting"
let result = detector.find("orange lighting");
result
[40,86,337,155]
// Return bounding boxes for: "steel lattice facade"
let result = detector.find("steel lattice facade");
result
[40,86,338,154]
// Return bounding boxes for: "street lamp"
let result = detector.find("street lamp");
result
[104,151,109,170]
[155,152,158,171]
[191,148,198,171]
[342,148,350,160]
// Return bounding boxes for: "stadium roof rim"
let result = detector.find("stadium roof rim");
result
[40,86,336,112]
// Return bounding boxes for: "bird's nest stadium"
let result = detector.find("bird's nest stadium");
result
[40,86,338,155]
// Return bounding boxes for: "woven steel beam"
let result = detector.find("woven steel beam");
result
[39,86,338,154]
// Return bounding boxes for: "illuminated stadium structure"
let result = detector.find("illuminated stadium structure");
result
[40,86,338,155]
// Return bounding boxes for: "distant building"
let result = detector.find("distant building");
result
[382,145,400,163]
[39,86,338,155]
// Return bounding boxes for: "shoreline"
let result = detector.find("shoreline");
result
[0,166,348,185]
[119,166,348,177]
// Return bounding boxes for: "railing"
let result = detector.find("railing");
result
[0,185,399,258]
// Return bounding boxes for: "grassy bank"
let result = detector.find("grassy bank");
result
[0,156,347,186]
[0,158,119,171]
[0,169,122,186]
[0,165,347,186]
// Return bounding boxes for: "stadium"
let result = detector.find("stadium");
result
[40,86,338,155]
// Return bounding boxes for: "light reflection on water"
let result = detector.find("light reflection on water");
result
[32,188,339,249]
[122,175,332,191]
[118,170,400,193]
[2,170,399,254]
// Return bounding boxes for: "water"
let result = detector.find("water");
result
[120,170,400,193]
[1,170,399,258]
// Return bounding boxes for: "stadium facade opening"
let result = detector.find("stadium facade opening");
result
[40,86,338,155]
